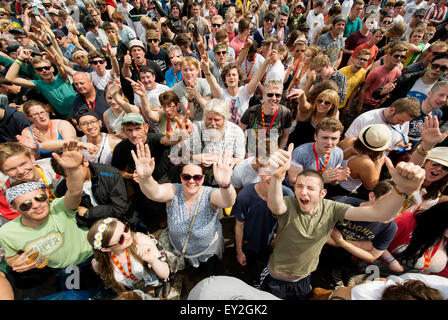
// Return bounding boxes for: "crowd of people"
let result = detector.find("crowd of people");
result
[0,0,446,301]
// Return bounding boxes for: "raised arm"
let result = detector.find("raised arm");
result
[5,48,36,88]
[344,157,426,222]
[103,43,120,78]
[201,55,223,99]
[245,42,275,96]
[51,140,85,210]
[132,142,176,202]
[209,153,237,208]
[109,77,141,114]
[268,143,294,215]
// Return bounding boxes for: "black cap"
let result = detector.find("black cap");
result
[74,108,100,123]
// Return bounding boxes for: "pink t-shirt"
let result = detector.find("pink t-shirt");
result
[230,36,245,58]
[363,65,401,106]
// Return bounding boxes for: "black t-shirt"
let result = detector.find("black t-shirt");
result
[71,89,110,132]
[144,48,171,74]
[111,132,173,183]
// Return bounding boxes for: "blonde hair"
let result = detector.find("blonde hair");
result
[313,89,340,116]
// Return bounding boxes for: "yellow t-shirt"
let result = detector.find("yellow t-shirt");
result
[339,66,367,109]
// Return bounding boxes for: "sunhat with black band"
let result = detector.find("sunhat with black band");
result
[358,124,392,152]
[427,147,448,167]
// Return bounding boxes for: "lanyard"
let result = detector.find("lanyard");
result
[173,70,183,83]
[166,118,178,134]
[111,249,143,288]
[245,57,254,78]
[421,238,443,271]
[85,98,96,111]
[277,27,284,43]
[35,166,57,201]
[313,143,330,173]
[295,65,309,86]
[382,109,407,145]
[261,104,278,135]
[293,58,301,75]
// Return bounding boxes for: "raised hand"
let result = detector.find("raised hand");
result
[102,43,115,58]
[385,157,426,195]
[131,142,155,180]
[16,134,37,150]
[269,143,294,179]
[174,110,192,138]
[418,115,448,150]
[123,50,132,66]
[52,140,84,171]
[213,151,235,186]
[132,80,147,98]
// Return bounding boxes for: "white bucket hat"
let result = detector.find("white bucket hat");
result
[358,124,392,152]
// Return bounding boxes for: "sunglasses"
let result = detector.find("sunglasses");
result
[90,60,105,65]
[181,174,204,182]
[382,20,392,24]
[429,161,448,171]
[18,193,48,212]
[107,225,130,247]
[147,38,159,43]
[392,54,406,60]
[414,15,424,19]
[431,63,448,72]
[317,98,332,106]
[295,49,306,53]
[265,19,274,22]
[426,33,435,37]
[266,92,282,98]
[35,66,51,72]
[215,51,227,55]
[212,23,222,27]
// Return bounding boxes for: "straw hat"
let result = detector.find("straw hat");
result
[358,124,392,152]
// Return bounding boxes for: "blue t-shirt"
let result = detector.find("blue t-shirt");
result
[344,17,362,38]
[291,142,344,172]
[231,183,292,253]
[165,67,183,88]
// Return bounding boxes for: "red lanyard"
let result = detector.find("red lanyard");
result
[293,59,301,75]
[421,238,443,271]
[166,118,178,134]
[295,65,309,86]
[111,249,139,282]
[245,57,254,78]
[313,143,330,173]
[173,70,183,83]
[85,98,95,111]
[261,104,278,135]
[278,27,284,43]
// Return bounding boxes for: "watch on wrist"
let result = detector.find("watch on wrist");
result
[218,183,231,189]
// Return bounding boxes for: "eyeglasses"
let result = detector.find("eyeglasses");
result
[392,54,406,60]
[35,66,51,72]
[147,38,159,43]
[30,110,48,118]
[266,93,282,98]
[317,98,332,106]
[180,174,204,182]
[79,120,99,128]
[212,23,222,27]
[90,59,105,65]
[429,160,448,171]
[106,225,130,247]
[18,193,48,212]
[431,63,448,72]
[215,51,227,55]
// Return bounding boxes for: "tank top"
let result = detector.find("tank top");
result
[104,108,124,135]
[30,120,63,159]
[81,133,113,165]
[339,145,366,192]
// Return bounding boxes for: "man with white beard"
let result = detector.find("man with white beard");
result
[170,99,245,185]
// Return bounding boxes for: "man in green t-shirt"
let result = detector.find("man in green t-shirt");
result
[261,143,426,300]
[0,141,98,299]
[5,47,77,118]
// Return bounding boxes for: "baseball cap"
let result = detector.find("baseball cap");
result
[52,29,65,37]
[74,109,100,122]
[358,124,392,152]
[121,113,145,125]
[9,27,26,35]
[47,8,60,15]
[427,147,448,167]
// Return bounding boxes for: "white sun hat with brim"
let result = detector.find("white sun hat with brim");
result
[427,147,448,167]
[358,124,392,152]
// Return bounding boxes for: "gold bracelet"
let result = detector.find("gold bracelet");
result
[416,144,429,157]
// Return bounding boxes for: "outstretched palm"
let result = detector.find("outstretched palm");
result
[213,152,235,186]
[419,115,448,148]
[52,140,83,170]
[131,142,155,180]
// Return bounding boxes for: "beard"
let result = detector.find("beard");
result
[204,125,224,142]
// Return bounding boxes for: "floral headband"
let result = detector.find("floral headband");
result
[93,218,114,250]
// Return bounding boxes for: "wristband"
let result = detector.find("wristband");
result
[79,35,84,40]
[338,239,346,246]
[392,185,412,199]
[15,59,23,65]
[45,42,53,46]
[218,183,231,189]
[416,144,429,157]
